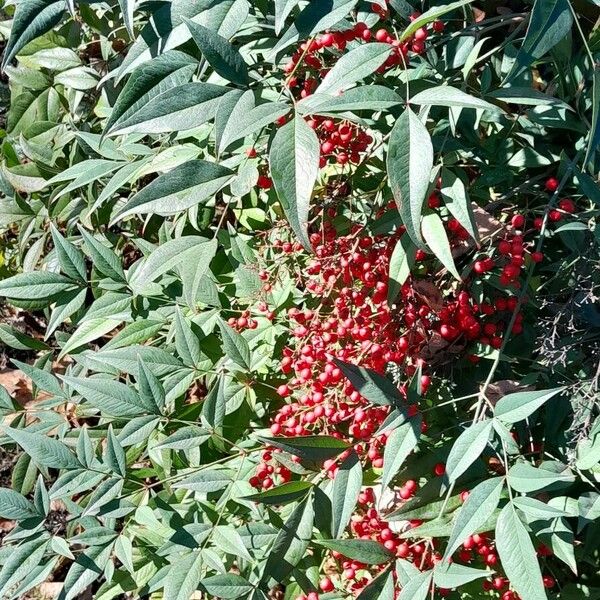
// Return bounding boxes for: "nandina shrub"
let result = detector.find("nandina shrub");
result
[0,0,599,598]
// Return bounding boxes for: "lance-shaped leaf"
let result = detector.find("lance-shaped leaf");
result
[0,488,38,520]
[495,503,547,600]
[270,116,320,250]
[298,85,403,115]
[217,319,251,369]
[258,435,349,462]
[446,420,493,482]
[387,107,433,248]
[4,427,80,470]
[411,86,503,112]
[105,50,197,135]
[382,417,421,488]
[439,168,478,242]
[315,43,391,95]
[0,272,79,301]
[507,0,573,80]
[333,358,404,407]
[1,0,65,69]
[60,375,158,417]
[398,0,475,41]
[397,570,433,600]
[494,387,563,423]
[272,0,358,55]
[444,477,504,560]
[108,82,228,136]
[422,211,461,280]
[112,160,233,221]
[164,551,204,600]
[331,451,362,538]
[263,495,314,583]
[217,90,290,153]
[200,574,253,599]
[185,19,249,86]
[388,235,416,304]
[316,539,393,564]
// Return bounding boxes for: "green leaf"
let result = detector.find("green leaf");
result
[202,376,226,430]
[331,451,362,538]
[586,67,600,166]
[11,359,64,397]
[433,563,491,588]
[298,85,403,115]
[217,90,290,154]
[422,212,461,280]
[50,224,87,282]
[0,487,38,519]
[218,319,251,369]
[440,168,478,242]
[270,116,320,250]
[0,271,79,301]
[446,420,493,482]
[105,50,196,135]
[104,426,126,478]
[382,417,421,489]
[444,477,504,560]
[114,536,134,573]
[508,0,573,80]
[399,0,475,41]
[174,307,202,367]
[244,481,313,505]
[131,237,217,290]
[164,551,204,600]
[494,387,563,423]
[488,86,572,108]
[108,82,228,136]
[0,325,49,351]
[155,425,210,450]
[200,574,253,599]
[508,462,575,493]
[117,415,161,447]
[387,107,433,248]
[185,19,249,85]
[59,317,122,358]
[78,227,126,282]
[112,161,233,220]
[272,0,358,55]
[333,358,405,407]
[213,525,252,561]
[397,570,433,600]
[4,427,80,470]
[258,435,350,462]
[315,539,394,565]
[495,503,547,600]
[387,235,416,305]
[315,43,391,95]
[104,319,165,349]
[0,540,48,598]
[137,357,166,414]
[61,375,158,417]
[411,86,503,112]
[263,495,314,583]
[275,0,299,33]
[356,567,394,599]
[173,468,234,492]
[1,0,65,69]
[513,496,569,520]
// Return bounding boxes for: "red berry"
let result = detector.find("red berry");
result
[558,197,575,213]
[545,177,559,192]
[433,462,446,476]
[511,214,525,229]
